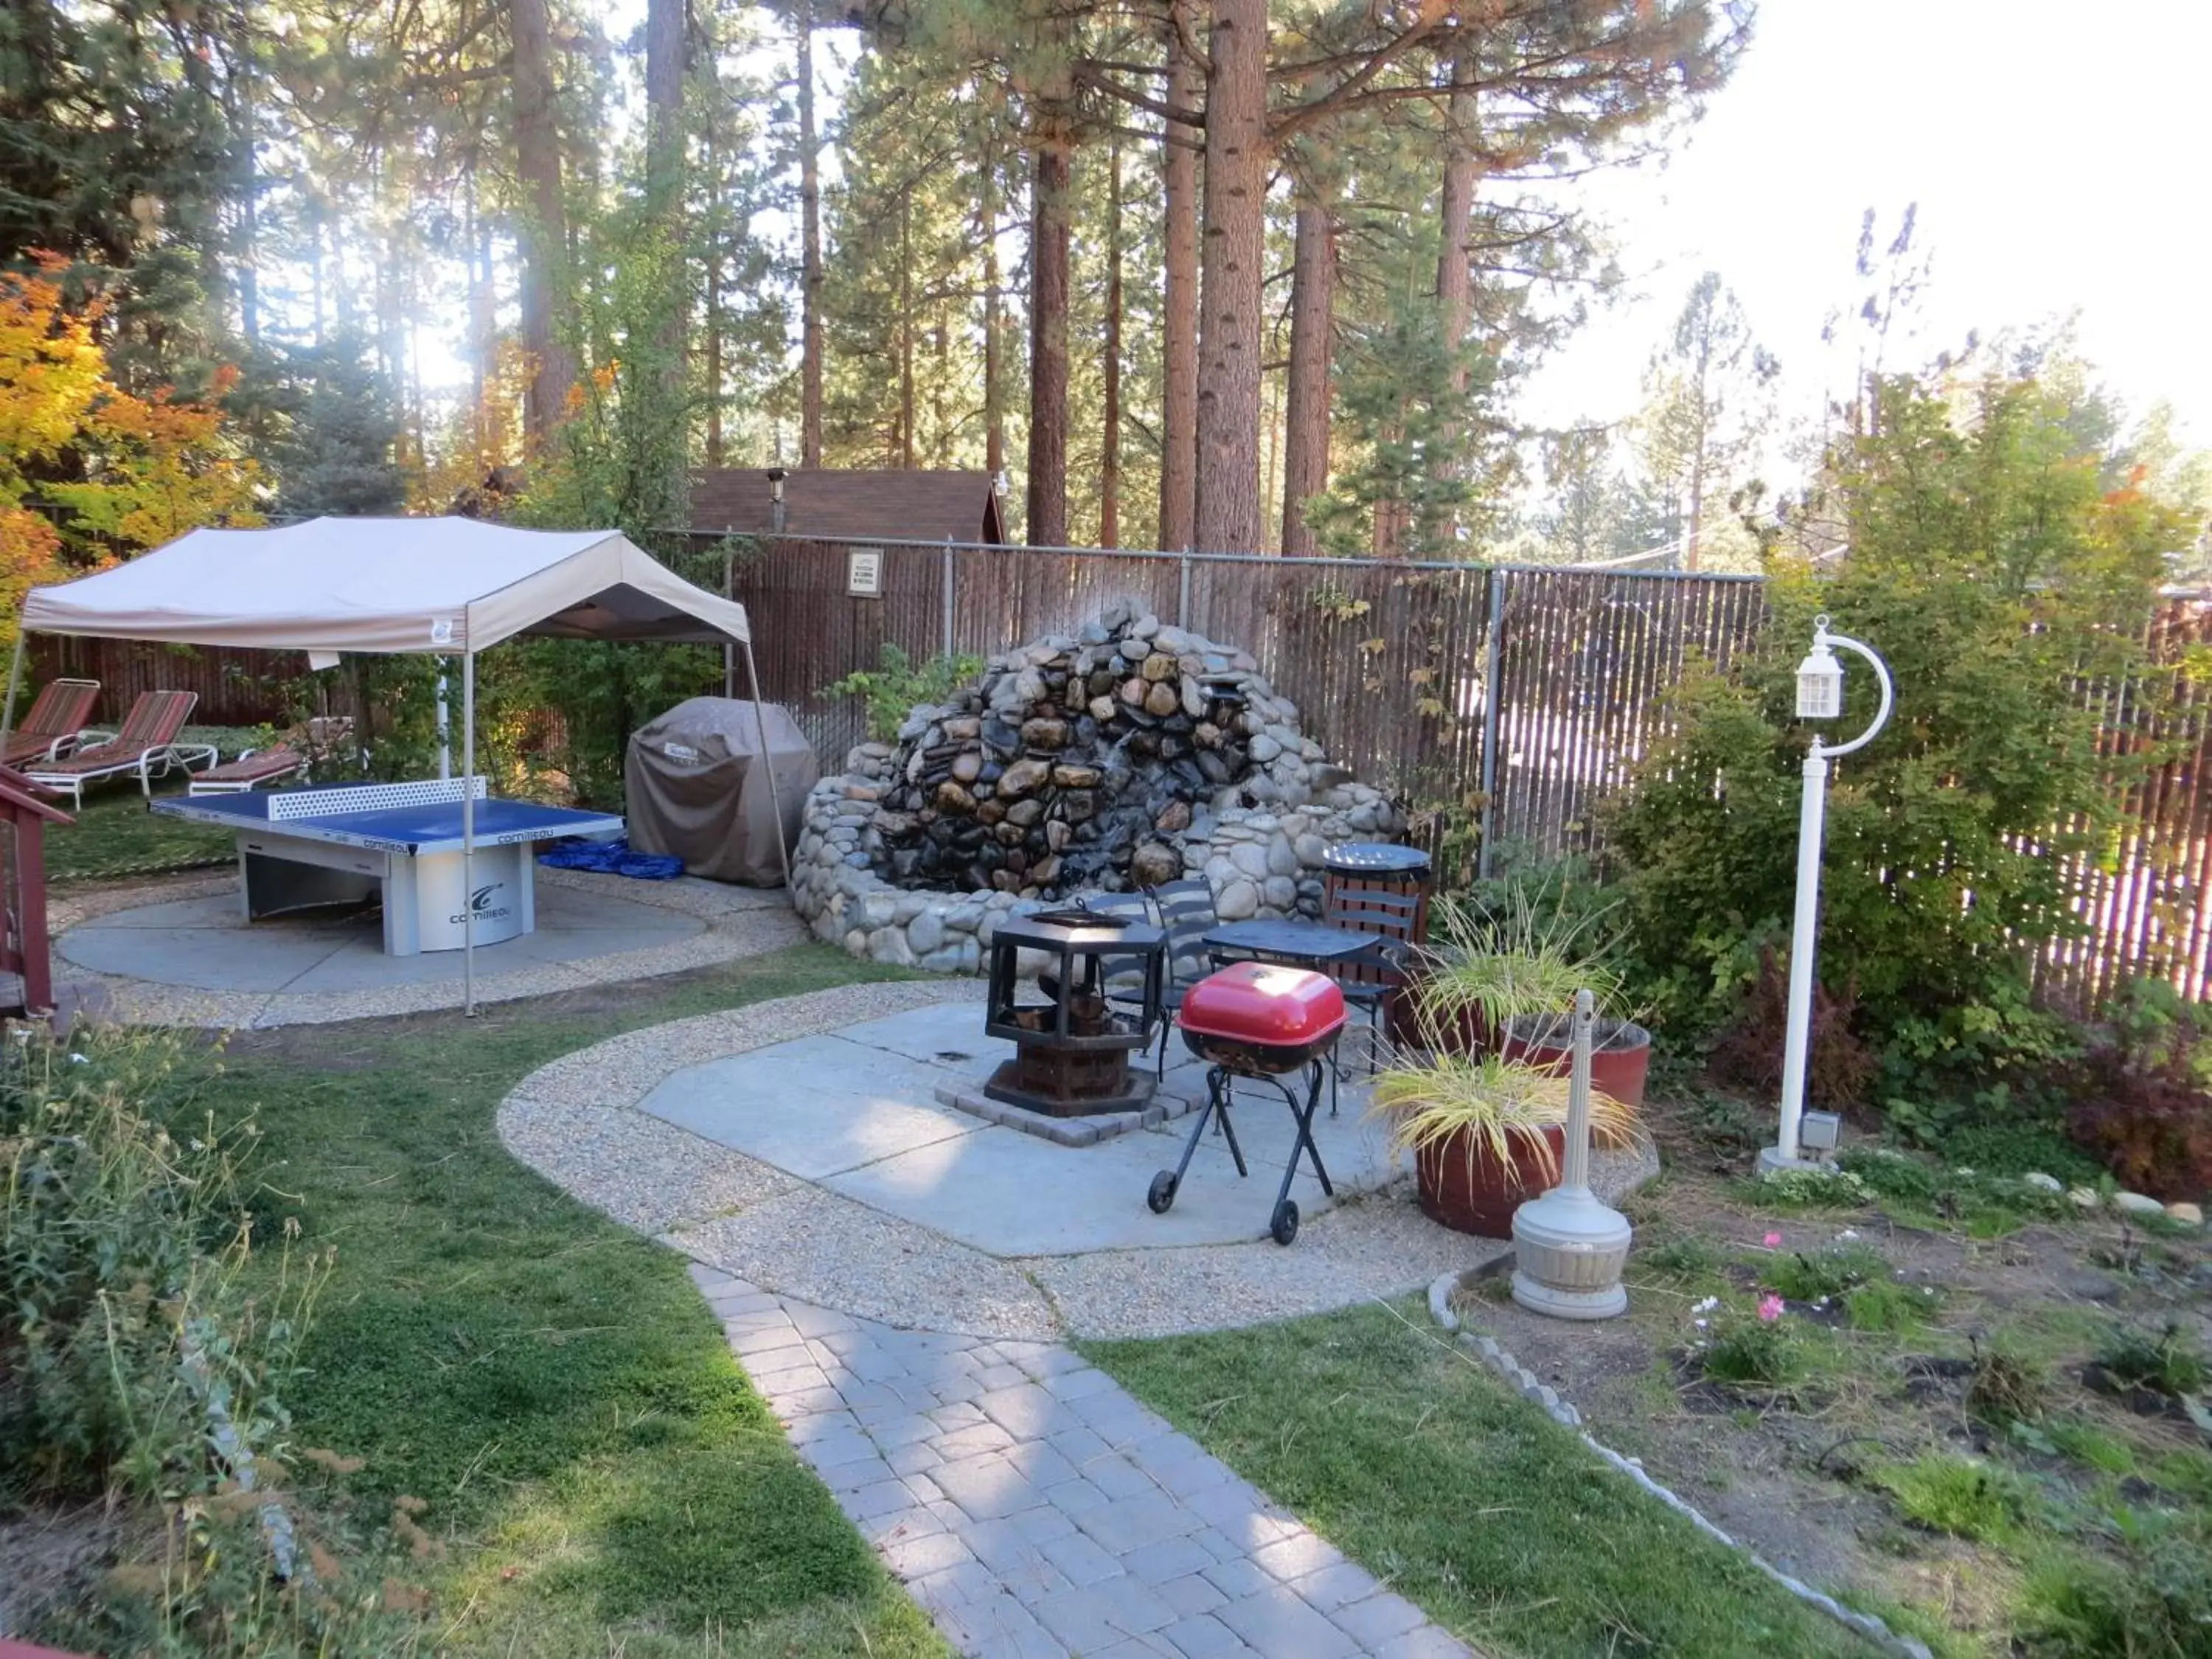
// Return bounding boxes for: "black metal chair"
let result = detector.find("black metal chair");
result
[1143,877,1225,1079]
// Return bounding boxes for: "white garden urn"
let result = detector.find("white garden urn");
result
[1511,990,1632,1320]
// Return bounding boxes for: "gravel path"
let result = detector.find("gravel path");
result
[49,867,804,1027]
[694,1262,1481,1659]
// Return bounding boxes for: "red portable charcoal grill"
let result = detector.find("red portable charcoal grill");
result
[1147,961,1347,1245]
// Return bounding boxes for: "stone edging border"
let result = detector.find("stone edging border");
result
[48,867,806,1029]
[1426,1272,1934,1659]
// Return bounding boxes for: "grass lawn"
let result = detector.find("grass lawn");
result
[41,784,232,883]
[204,944,945,1658]
[1085,1300,1866,1659]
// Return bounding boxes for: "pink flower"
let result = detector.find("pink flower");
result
[1757,1294,1785,1323]
[1762,1231,1783,1248]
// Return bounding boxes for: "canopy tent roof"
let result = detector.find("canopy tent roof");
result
[18,517,750,654]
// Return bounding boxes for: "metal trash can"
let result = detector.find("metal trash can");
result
[1321,842,1433,943]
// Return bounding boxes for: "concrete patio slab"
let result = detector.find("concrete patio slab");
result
[636,1004,1406,1257]
[639,1039,984,1181]
[59,883,703,992]
[49,866,807,1026]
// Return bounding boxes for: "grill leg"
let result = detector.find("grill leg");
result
[1277,1059,1334,1207]
[1171,1068,1247,1186]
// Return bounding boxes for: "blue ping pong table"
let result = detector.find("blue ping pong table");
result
[152,777,624,956]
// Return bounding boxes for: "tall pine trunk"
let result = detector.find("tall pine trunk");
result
[797,3,824,467]
[512,0,574,448]
[703,121,723,465]
[1157,1,1200,552]
[1194,0,1267,554]
[1432,40,1481,537]
[899,186,915,467]
[1279,195,1335,556]
[1100,133,1122,549]
[644,0,686,404]
[981,147,1004,481]
[1026,114,1073,547]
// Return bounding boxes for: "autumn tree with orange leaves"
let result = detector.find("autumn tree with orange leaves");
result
[0,258,260,631]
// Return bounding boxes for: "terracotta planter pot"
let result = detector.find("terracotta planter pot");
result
[1500,1016,1651,1111]
[1415,1121,1567,1239]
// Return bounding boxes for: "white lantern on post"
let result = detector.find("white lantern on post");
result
[1759,616,1893,1176]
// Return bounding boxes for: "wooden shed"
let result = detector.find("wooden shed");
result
[689,468,1006,545]
[0,764,70,1015]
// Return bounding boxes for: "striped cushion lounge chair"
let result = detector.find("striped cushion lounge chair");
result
[0,678,100,768]
[188,744,307,796]
[24,690,214,808]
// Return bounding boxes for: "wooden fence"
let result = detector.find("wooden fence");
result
[26,533,2212,1009]
[729,534,2212,1012]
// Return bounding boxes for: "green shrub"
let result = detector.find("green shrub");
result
[1842,1278,1938,1333]
[1874,1453,2037,1544]
[821,643,988,742]
[0,1030,324,1501]
[2093,1324,2208,1397]
[1965,1343,2049,1428]
[1607,366,2184,1111]
[1746,1166,1874,1211]
[2017,1509,2212,1658]
[1698,1304,1801,1385]
[1761,1241,1891,1303]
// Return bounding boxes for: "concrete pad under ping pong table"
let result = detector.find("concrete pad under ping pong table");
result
[57,880,704,993]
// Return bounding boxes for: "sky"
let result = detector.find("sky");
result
[1515,0,2212,462]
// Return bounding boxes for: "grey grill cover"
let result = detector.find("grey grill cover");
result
[625,698,818,885]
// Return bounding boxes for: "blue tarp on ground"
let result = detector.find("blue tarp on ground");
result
[537,837,686,880]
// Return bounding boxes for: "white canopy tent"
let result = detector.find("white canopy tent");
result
[5,516,788,1012]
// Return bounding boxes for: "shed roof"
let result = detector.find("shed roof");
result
[689,468,1005,545]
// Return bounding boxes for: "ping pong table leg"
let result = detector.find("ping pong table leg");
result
[383,855,417,955]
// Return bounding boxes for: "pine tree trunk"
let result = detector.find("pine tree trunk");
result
[1194,0,1267,554]
[797,4,824,467]
[645,0,686,398]
[1026,117,1072,548]
[981,150,1004,481]
[1101,133,1123,549]
[1158,0,1201,552]
[1279,196,1335,556]
[644,0,684,213]
[512,0,574,448]
[232,35,259,345]
[703,122,723,465]
[1433,41,1480,533]
[900,186,915,468]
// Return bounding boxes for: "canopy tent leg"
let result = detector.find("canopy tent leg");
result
[0,630,25,757]
[462,651,477,1018]
[740,637,793,888]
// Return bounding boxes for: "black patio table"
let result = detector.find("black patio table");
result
[1200,917,1378,972]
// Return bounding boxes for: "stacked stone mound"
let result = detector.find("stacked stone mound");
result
[791,603,1403,970]
[869,605,1290,897]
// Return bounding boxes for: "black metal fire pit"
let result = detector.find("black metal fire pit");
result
[984,909,1166,1116]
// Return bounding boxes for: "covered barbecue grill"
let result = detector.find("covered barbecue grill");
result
[1147,961,1346,1245]
[625,698,817,884]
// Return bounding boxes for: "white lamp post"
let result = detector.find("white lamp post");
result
[1757,615,1893,1176]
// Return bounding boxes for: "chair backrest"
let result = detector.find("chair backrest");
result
[114,689,198,748]
[1147,877,1219,988]
[1326,887,1421,988]
[1326,886,1422,944]
[1071,891,1156,994]
[21,678,99,737]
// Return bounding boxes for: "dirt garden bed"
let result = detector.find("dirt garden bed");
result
[1450,1088,2212,1656]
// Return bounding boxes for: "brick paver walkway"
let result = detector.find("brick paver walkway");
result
[693,1264,1476,1658]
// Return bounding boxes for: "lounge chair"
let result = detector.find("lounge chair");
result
[24,689,215,807]
[188,743,307,795]
[0,678,101,768]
